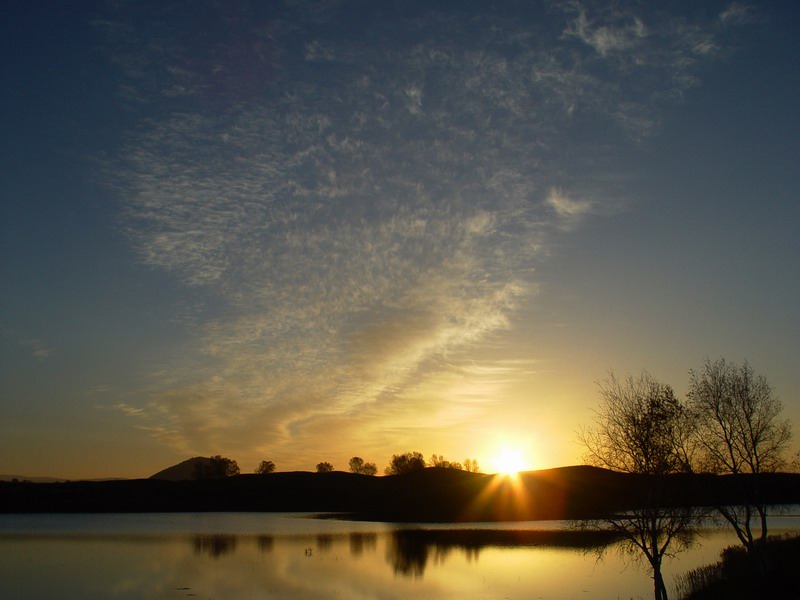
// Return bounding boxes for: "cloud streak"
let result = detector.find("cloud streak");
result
[98,1,747,464]
[0,327,52,360]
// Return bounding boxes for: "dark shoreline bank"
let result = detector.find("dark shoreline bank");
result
[2,466,799,522]
[676,534,800,600]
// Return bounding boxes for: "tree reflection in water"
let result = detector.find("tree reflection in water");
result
[257,535,273,553]
[316,533,334,552]
[386,528,622,577]
[193,535,237,559]
[349,532,377,557]
[387,531,429,577]
[187,527,625,575]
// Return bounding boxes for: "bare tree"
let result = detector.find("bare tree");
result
[687,359,792,556]
[580,372,697,600]
[315,461,334,473]
[348,456,378,475]
[255,460,276,475]
[790,450,800,473]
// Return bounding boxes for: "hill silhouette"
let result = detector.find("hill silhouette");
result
[1,466,798,521]
[149,457,216,481]
[0,474,66,483]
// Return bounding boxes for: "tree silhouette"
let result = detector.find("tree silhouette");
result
[428,454,462,469]
[426,455,481,472]
[385,451,426,475]
[790,450,800,473]
[348,456,378,475]
[580,372,696,600]
[688,358,792,563]
[315,461,334,473]
[195,455,240,479]
[255,460,276,474]
[463,458,480,473]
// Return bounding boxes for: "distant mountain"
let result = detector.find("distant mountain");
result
[0,474,126,483]
[0,474,66,483]
[149,457,215,481]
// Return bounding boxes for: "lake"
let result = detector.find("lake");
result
[1,511,799,599]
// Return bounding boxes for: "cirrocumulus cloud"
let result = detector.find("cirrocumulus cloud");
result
[102,1,748,465]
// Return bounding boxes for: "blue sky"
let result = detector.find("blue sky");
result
[2,1,798,478]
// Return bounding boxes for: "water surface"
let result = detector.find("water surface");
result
[1,512,798,599]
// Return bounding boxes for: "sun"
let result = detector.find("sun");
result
[491,446,526,476]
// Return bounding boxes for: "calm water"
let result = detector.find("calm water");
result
[1,511,799,600]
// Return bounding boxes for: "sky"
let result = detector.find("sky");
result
[2,1,798,480]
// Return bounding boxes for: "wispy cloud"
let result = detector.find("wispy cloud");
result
[1,326,52,360]
[19,338,51,359]
[719,3,757,26]
[564,7,648,57]
[546,188,593,229]
[98,2,745,463]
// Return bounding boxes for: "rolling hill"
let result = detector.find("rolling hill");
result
[1,464,799,521]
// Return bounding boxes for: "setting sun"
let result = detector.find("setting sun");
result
[491,447,526,475]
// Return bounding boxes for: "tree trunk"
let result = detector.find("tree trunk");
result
[757,505,768,543]
[652,560,668,600]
